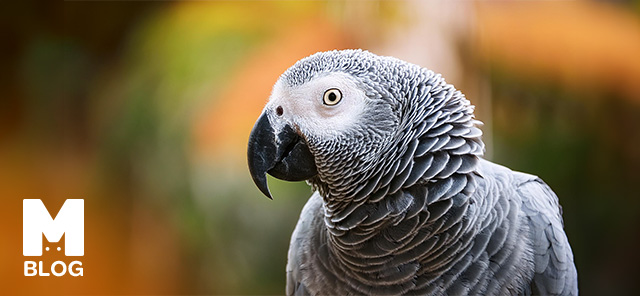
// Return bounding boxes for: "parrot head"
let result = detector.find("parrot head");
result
[248,50,401,199]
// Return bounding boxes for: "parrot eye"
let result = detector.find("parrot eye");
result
[323,88,342,106]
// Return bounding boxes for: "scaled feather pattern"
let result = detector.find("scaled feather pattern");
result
[256,50,578,296]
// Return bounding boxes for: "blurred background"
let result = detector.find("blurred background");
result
[1,0,639,295]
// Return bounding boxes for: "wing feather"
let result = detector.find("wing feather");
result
[516,176,578,296]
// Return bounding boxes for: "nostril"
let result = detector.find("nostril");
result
[276,106,284,116]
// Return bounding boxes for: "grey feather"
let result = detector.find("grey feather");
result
[273,50,577,295]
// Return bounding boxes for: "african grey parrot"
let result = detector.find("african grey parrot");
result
[247,50,578,295]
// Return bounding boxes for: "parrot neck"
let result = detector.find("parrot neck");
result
[318,173,479,285]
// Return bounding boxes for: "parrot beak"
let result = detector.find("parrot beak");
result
[247,112,318,199]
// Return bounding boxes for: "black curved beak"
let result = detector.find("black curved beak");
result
[247,112,318,199]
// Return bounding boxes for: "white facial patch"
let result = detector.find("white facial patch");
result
[267,72,369,140]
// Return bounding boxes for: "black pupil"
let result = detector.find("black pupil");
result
[328,92,337,102]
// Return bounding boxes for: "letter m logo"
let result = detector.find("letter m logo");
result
[23,199,84,256]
